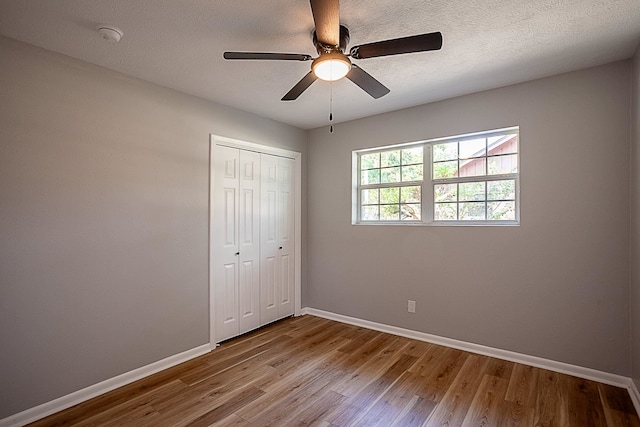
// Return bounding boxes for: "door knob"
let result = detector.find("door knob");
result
[235,252,240,256]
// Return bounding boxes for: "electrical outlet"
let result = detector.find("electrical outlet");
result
[408,300,416,313]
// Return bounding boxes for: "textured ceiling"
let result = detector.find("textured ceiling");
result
[1,0,639,130]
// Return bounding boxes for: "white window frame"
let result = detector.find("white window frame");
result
[352,127,520,226]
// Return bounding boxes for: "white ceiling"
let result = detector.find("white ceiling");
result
[1,0,639,130]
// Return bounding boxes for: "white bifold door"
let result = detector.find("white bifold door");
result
[260,154,295,325]
[213,146,295,342]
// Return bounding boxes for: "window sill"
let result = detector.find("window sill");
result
[353,220,520,227]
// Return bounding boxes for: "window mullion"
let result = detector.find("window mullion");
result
[433,173,518,185]
[356,153,362,223]
[423,143,433,223]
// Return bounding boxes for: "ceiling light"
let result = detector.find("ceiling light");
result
[312,52,351,82]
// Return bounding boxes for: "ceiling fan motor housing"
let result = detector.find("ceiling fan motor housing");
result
[313,25,350,54]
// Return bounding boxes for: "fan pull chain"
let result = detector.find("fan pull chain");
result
[329,82,334,133]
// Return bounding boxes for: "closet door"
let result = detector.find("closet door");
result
[237,150,261,334]
[213,146,261,342]
[277,156,295,317]
[260,154,295,324]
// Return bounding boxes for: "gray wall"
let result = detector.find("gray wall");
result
[631,46,640,389]
[0,36,307,419]
[1,31,636,420]
[307,61,631,376]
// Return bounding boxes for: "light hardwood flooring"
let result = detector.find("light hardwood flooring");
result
[29,315,639,426]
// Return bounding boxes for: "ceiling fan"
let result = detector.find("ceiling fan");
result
[223,0,443,101]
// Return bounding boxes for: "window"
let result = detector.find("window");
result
[360,147,424,221]
[353,127,519,225]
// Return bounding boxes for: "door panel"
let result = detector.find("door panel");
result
[277,157,295,317]
[239,260,256,317]
[241,190,254,245]
[237,150,261,334]
[222,263,237,323]
[214,147,240,341]
[261,154,280,324]
[223,188,236,246]
[264,256,277,309]
[280,254,291,305]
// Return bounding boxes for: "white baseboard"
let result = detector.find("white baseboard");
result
[629,379,640,416]
[0,344,211,427]
[5,313,639,426]
[301,307,633,390]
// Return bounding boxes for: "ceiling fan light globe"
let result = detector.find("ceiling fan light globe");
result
[312,53,351,81]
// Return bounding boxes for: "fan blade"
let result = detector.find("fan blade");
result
[310,0,340,46]
[223,52,312,61]
[282,72,318,101]
[346,65,390,99]
[350,32,442,59]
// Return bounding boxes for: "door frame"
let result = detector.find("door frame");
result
[209,134,302,349]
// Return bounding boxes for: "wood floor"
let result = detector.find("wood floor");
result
[29,315,639,426]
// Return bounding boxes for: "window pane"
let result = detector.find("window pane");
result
[434,183,457,202]
[401,186,421,203]
[381,204,400,221]
[361,189,379,205]
[459,158,486,177]
[460,202,486,220]
[402,164,423,182]
[361,153,380,170]
[361,169,380,185]
[488,201,516,220]
[401,204,421,221]
[402,147,423,165]
[433,161,458,179]
[488,154,518,174]
[488,134,518,155]
[459,138,486,159]
[361,205,379,220]
[432,142,458,162]
[459,182,485,202]
[435,203,457,220]
[380,187,400,204]
[487,180,515,200]
[381,150,401,167]
[381,167,401,183]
